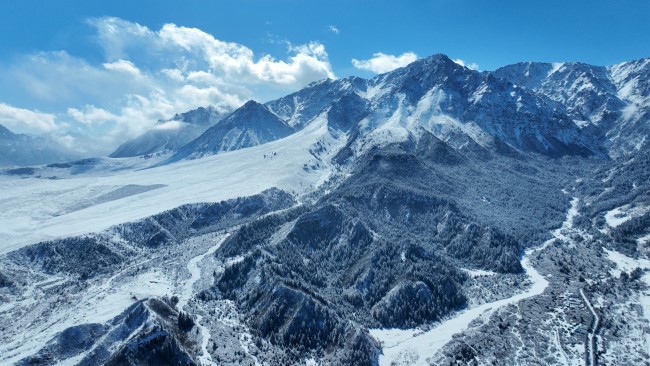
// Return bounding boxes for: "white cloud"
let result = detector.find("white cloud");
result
[160,68,185,82]
[352,52,418,74]
[0,103,57,133]
[453,58,480,71]
[89,17,154,61]
[103,59,142,77]
[328,25,340,34]
[53,134,77,149]
[2,51,153,107]
[153,120,185,131]
[0,17,337,154]
[67,105,118,125]
[86,17,335,88]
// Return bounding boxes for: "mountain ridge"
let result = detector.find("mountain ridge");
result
[109,105,230,158]
[164,100,295,163]
[165,53,650,165]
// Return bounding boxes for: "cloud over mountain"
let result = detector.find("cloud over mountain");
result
[0,17,336,155]
[352,52,418,73]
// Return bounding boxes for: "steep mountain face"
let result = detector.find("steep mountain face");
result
[493,62,623,127]
[266,77,369,129]
[607,58,650,155]
[17,299,199,366]
[169,106,229,126]
[494,57,650,156]
[0,124,79,166]
[350,54,597,157]
[270,55,599,160]
[166,101,294,162]
[110,106,229,158]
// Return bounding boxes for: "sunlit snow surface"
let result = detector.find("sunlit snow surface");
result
[0,118,340,255]
[604,203,650,228]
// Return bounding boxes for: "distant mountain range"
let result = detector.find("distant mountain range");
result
[4,54,647,167]
[109,106,229,158]
[0,124,79,166]
[493,58,650,156]
[164,100,294,163]
[160,54,649,164]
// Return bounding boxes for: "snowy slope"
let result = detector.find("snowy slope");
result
[607,57,650,156]
[0,116,343,254]
[266,77,368,128]
[348,55,598,158]
[494,57,650,156]
[494,62,623,128]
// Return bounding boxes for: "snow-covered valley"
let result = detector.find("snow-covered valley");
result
[371,252,548,366]
[370,196,582,365]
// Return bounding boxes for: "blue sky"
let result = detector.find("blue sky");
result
[0,0,648,154]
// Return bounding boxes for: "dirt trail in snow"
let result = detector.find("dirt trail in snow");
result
[580,289,600,366]
[370,197,579,366]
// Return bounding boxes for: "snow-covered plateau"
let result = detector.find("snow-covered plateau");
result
[0,117,341,255]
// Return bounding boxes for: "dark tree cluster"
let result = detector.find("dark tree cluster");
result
[177,312,194,332]
[11,236,128,278]
[115,188,295,249]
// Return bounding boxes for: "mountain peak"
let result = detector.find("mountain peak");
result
[163,99,293,163]
[0,124,16,139]
[386,53,476,83]
[239,99,267,111]
[226,100,280,124]
[423,53,454,63]
[418,53,471,70]
[167,105,229,126]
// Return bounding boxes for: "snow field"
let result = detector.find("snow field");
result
[0,117,339,255]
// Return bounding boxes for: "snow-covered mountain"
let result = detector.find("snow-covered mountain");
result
[348,54,598,157]
[110,106,229,158]
[493,61,623,127]
[168,54,602,166]
[0,124,79,166]
[2,53,650,366]
[494,57,650,156]
[165,100,294,163]
[607,58,650,155]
